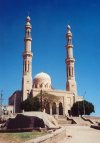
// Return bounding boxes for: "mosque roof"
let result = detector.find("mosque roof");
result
[34,72,51,80]
[33,72,52,89]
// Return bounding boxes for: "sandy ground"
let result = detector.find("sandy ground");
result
[60,125,100,143]
[0,141,14,143]
[0,126,100,143]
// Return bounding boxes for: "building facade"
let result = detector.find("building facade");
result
[8,16,83,115]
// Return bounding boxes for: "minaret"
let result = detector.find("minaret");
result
[22,16,33,101]
[65,25,77,95]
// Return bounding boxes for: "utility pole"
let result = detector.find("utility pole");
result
[0,90,3,116]
[78,101,80,116]
[83,91,86,115]
[40,89,43,112]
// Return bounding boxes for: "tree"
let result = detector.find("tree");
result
[21,91,59,112]
[71,100,95,116]
[37,91,59,111]
[21,96,40,111]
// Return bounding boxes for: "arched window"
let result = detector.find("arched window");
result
[69,67,71,76]
[40,84,42,88]
[52,102,57,115]
[59,102,63,115]
[25,61,26,72]
[28,61,30,72]
[28,31,29,36]
[45,102,50,114]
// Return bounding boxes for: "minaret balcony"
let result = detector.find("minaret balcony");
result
[25,24,32,29]
[67,44,73,48]
[23,52,33,58]
[24,37,32,41]
[66,58,75,63]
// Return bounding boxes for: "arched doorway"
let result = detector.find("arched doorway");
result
[59,102,63,115]
[52,102,56,115]
[45,102,50,114]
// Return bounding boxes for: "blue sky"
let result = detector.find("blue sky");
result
[0,0,100,116]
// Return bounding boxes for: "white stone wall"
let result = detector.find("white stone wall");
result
[32,88,75,115]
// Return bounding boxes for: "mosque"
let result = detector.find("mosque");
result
[8,16,83,115]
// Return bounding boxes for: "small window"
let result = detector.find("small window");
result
[25,61,26,72]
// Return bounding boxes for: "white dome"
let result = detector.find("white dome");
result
[34,72,51,80]
[33,72,51,89]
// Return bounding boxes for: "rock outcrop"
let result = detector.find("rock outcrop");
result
[1,112,59,130]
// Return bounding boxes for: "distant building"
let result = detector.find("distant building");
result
[8,16,83,115]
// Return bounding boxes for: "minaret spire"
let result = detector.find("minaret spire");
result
[22,16,33,101]
[65,25,77,95]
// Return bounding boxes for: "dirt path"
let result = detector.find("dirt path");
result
[60,125,100,143]
[0,140,13,143]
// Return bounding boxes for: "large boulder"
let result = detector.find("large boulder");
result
[21,112,59,128]
[2,112,59,130]
[5,114,45,129]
